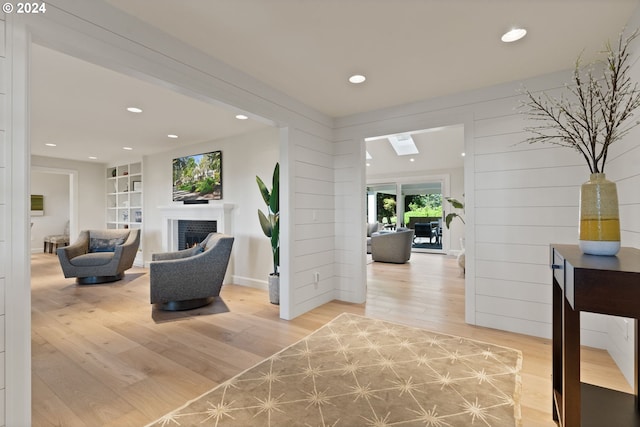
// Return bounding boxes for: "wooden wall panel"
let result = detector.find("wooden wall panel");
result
[475,206,577,227]
[294,236,333,256]
[475,166,587,190]
[475,278,551,304]
[0,14,6,425]
[470,84,608,344]
[475,186,577,208]
[476,295,551,324]
[476,260,549,285]
[476,312,551,339]
[476,243,549,264]
[475,147,582,172]
[288,128,336,318]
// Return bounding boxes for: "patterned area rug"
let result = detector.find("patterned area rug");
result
[147,313,522,427]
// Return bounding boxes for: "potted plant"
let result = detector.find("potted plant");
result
[445,197,465,274]
[256,163,280,304]
[444,197,465,229]
[521,29,640,255]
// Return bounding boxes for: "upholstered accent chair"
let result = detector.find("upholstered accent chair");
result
[370,228,415,264]
[57,229,140,284]
[149,233,234,311]
[366,222,381,254]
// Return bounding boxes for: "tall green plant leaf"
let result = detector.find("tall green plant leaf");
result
[270,163,279,214]
[256,176,271,206]
[257,162,280,275]
[258,210,272,238]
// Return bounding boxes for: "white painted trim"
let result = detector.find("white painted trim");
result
[157,203,234,251]
[31,166,79,241]
[5,15,32,426]
[350,113,475,326]
[232,276,268,290]
[279,127,291,319]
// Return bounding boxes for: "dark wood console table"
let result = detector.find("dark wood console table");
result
[551,244,640,427]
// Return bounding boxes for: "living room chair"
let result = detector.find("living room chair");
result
[413,223,434,244]
[57,228,140,284]
[370,228,414,264]
[149,232,234,311]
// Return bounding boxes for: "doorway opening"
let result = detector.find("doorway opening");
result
[366,181,445,253]
[365,124,465,256]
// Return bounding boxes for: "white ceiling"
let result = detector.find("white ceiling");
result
[30,0,638,165]
[30,45,269,164]
[366,125,465,177]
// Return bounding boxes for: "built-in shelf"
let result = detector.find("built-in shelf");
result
[106,162,143,265]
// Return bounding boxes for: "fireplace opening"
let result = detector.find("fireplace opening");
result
[178,220,217,249]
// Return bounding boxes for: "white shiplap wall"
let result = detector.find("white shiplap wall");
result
[334,138,366,303]
[600,20,640,387]
[334,69,624,344]
[472,92,610,346]
[285,127,337,318]
[334,42,640,382]
[0,11,7,425]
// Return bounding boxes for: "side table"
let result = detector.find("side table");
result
[551,244,640,427]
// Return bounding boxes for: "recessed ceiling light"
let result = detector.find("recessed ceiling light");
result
[349,74,366,84]
[366,163,371,167]
[126,107,143,113]
[88,156,98,160]
[461,152,466,157]
[123,147,133,151]
[167,134,178,139]
[501,28,527,43]
[409,158,415,162]
[45,143,57,147]
[235,114,249,120]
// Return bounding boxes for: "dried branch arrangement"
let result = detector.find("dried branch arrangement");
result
[521,29,640,173]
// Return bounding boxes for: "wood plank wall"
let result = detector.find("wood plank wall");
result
[0,11,7,425]
[600,24,640,385]
[288,128,337,317]
[334,138,366,303]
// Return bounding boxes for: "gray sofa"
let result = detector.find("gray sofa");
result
[57,229,140,284]
[370,228,414,264]
[149,232,234,311]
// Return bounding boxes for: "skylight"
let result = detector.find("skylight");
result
[388,134,419,156]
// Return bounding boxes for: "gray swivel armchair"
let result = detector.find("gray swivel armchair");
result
[57,229,140,284]
[370,228,414,264]
[149,232,234,311]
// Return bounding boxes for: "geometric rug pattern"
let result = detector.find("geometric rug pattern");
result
[147,313,522,427]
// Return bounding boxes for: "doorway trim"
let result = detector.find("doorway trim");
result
[31,166,79,243]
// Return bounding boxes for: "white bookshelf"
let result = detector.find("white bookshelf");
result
[106,161,143,265]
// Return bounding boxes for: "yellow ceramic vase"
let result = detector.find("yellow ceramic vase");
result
[578,173,620,256]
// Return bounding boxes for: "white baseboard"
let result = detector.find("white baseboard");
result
[231,275,268,290]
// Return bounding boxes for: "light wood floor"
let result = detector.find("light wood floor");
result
[31,252,630,426]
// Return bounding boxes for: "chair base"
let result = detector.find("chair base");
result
[76,273,124,285]
[155,297,214,311]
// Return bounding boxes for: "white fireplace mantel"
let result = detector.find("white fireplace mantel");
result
[159,203,234,251]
